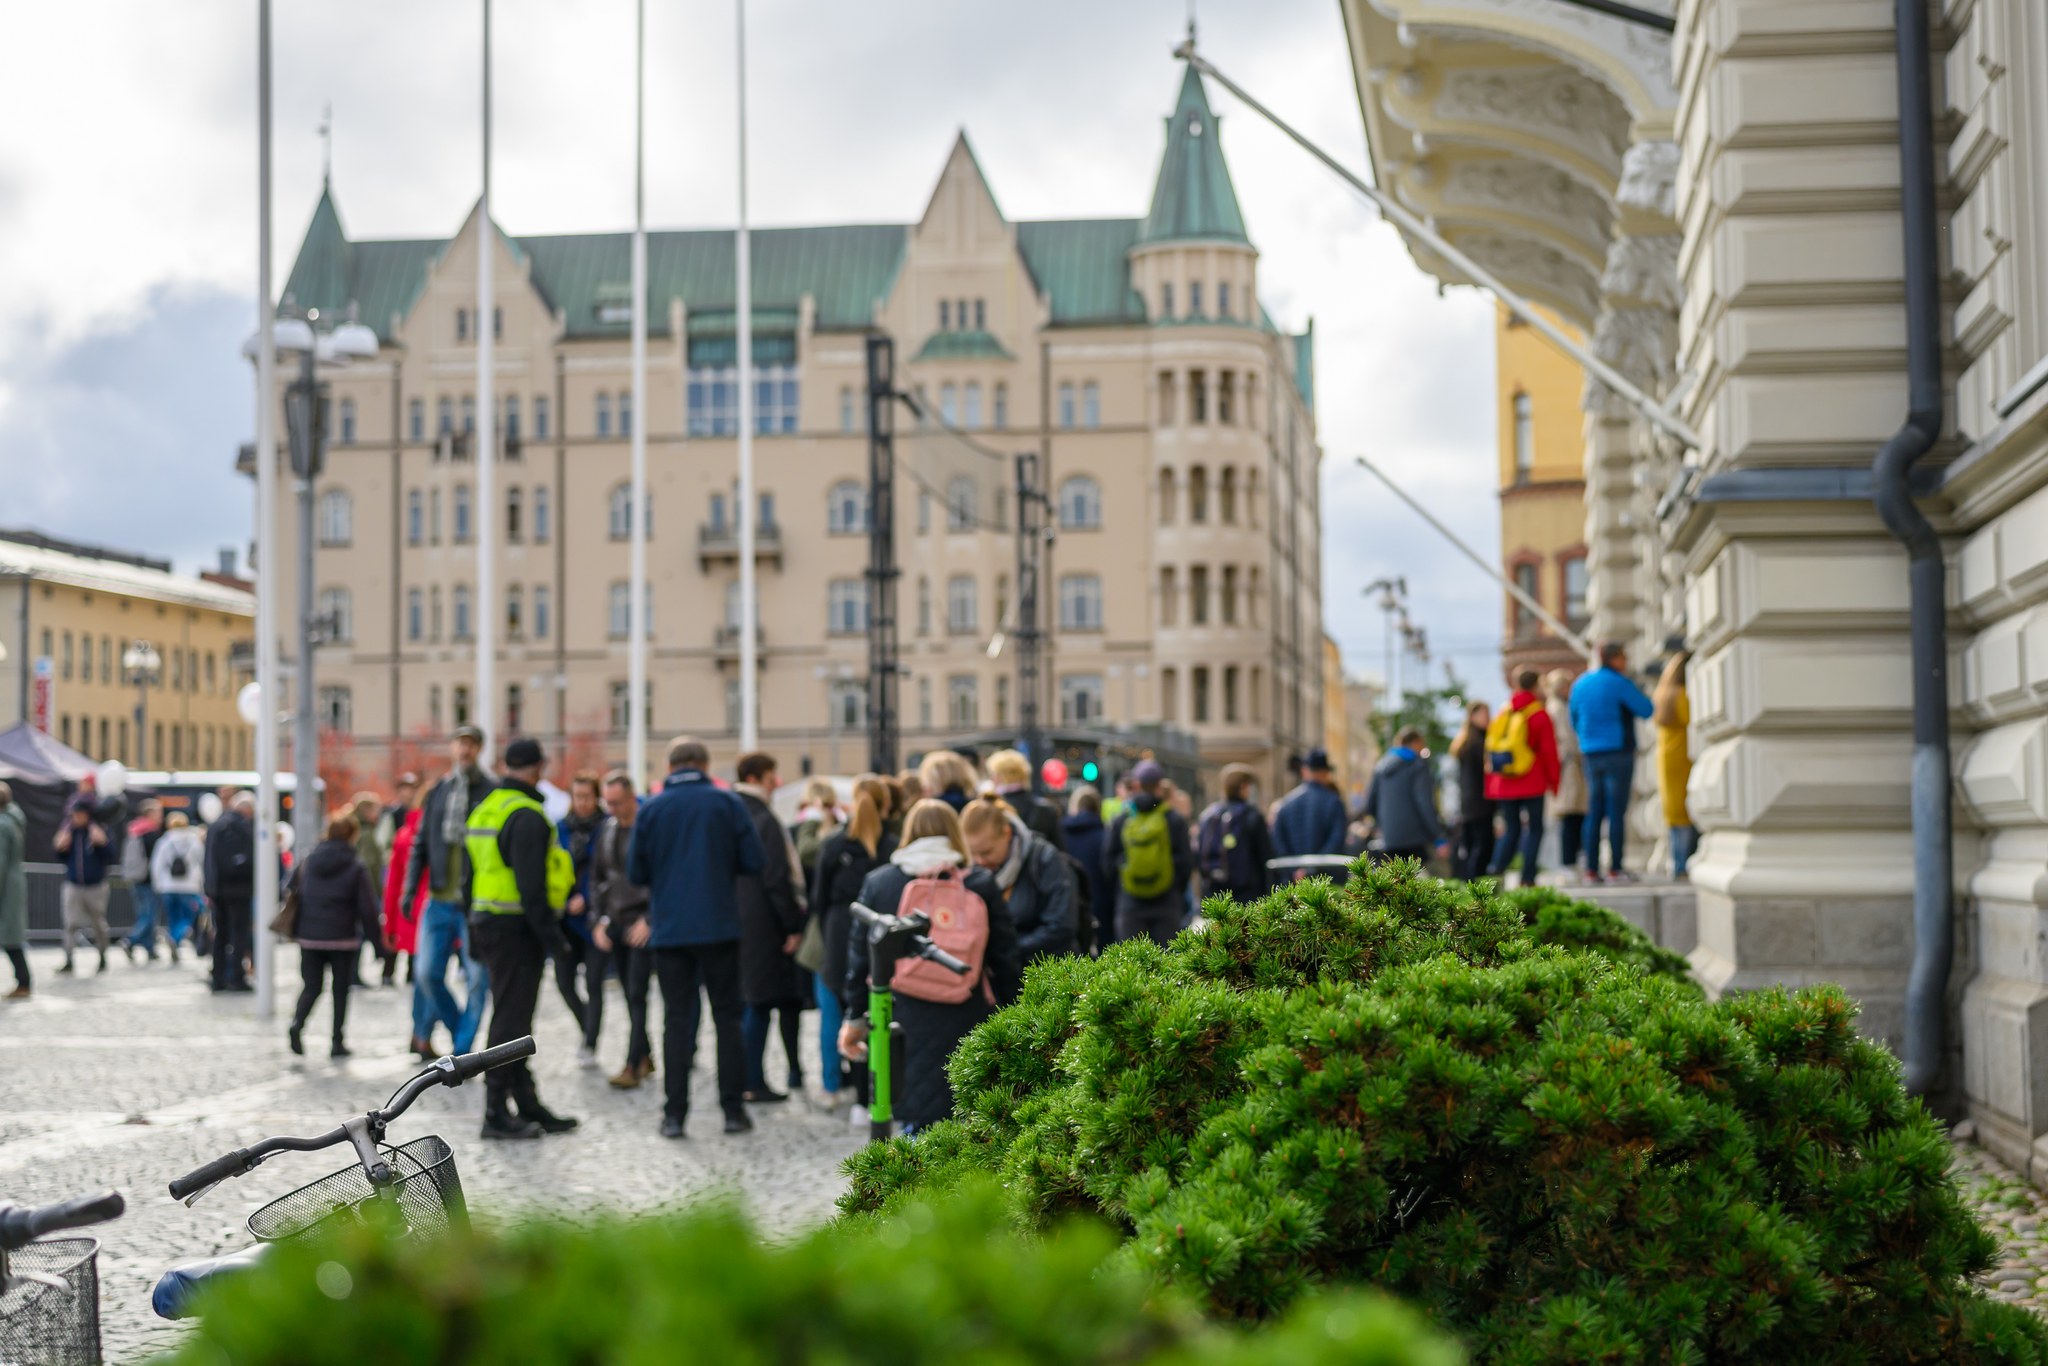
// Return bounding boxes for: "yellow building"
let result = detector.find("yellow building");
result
[0,532,255,768]
[1495,303,1588,683]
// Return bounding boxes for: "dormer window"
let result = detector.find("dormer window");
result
[595,283,633,324]
[973,299,986,330]
[939,300,951,330]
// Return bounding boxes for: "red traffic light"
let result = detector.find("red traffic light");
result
[1040,758,1070,790]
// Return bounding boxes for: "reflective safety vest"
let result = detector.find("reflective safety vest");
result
[466,787,575,916]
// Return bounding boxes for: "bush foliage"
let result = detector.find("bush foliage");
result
[843,863,2048,1365]
[155,1183,1458,1366]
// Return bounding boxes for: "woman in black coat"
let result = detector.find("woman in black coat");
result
[810,776,896,1108]
[1060,789,1117,953]
[734,757,809,1103]
[286,812,386,1059]
[841,799,1021,1132]
[1450,703,1496,880]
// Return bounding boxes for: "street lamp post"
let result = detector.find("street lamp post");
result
[122,642,161,769]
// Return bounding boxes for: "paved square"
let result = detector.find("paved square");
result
[0,946,864,1363]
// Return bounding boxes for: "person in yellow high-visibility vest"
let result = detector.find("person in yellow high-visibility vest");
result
[467,737,580,1140]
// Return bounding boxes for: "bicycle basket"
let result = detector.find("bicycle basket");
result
[246,1135,466,1245]
[0,1237,102,1366]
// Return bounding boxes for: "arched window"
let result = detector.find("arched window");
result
[338,397,356,444]
[407,588,424,642]
[609,581,653,639]
[1221,565,1239,625]
[316,489,352,546]
[595,391,613,439]
[1511,560,1541,639]
[946,476,976,532]
[827,579,867,635]
[1219,467,1237,524]
[408,398,424,441]
[452,585,472,640]
[1190,565,1210,625]
[436,396,454,436]
[1081,381,1100,429]
[460,395,476,435]
[827,480,869,535]
[1058,574,1103,631]
[452,484,472,543]
[1562,554,1590,627]
[533,395,551,439]
[1058,476,1102,531]
[608,483,650,540]
[429,586,443,640]
[1188,465,1209,523]
[314,586,349,647]
[1247,567,1261,626]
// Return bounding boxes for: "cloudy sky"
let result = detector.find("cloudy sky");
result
[0,0,1502,693]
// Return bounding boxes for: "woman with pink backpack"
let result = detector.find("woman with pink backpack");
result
[837,799,1021,1134]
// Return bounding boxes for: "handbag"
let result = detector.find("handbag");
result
[269,886,301,941]
[794,913,826,974]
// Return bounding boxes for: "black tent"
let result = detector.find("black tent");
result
[0,722,96,862]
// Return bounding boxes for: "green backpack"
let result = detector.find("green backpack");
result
[1119,804,1174,899]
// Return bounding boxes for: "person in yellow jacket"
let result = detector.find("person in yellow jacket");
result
[1653,646,1696,879]
[468,736,580,1140]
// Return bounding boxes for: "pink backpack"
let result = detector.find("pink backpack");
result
[891,867,994,1005]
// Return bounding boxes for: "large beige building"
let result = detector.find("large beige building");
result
[0,531,255,768]
[265,67,1326,794]
[1342,0,2048,1170]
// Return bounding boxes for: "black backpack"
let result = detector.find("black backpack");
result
[1197,801,1262,891]
[1058,850,1095,956]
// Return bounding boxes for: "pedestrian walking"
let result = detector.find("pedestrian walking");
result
[53,796,113,975]
[1195,765,1276,905]
[626,736,768,1139]
[1102,760,1193,946]
[918,750,978,813]
[381,797,427,994]
[150,813,206,961]
[466,737,579,1140]
[1271,748,1348,858]
[1448,704,1495,880]
[791,779,842,882]
[1364,728,1445,863]
[962,793,1077,963]
[1061,788,1117,951]
[985,749,1066,852]
[1653,645,1696,878]
[201,792,258,992]
[733,752,810,1104]
[839,799,1021,1133]
[809,775,895,1112]
[376,772,420,858]
[1485,668,1562,888]
[402,726,494,1056]
[1569,640,1656,883]
[552,773,608,1067]
[285,811,387,1059]
[1545,670,1587,869]
[349,793,392,986]
[0,782,28,1000]
[591,771,654,1090]
[120,799,164,962]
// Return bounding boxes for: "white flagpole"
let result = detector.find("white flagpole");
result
[476,0,497,758]
[628,0,649,791]
[735,0,758,753]
[252,0,278,1020]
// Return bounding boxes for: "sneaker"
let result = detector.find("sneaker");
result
[1579,869,1605,886]
[6,987,29,1001]
[660,1115,686,1139]
[636,1056,657,1080]
[608,1065,643,1090]
[815,1089,850,1112]
[170,944,181,965]
[575,1044,598,1069]
[523,1105,580,1135]
[57,960,75,976]
[849,1104,871,1130]
[480,1114,544,1141]
[722,1110,754,1135]
[1606,869,1640,885]
[329,1043,353,1060]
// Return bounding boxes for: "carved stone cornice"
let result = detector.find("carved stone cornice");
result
[1433,65,1630,181]
[1368,0,1679,119]
[1441,157,1614,256]
[1616,140,1679,219]
[1601,232,1681,310]
[1449,230,1602,325]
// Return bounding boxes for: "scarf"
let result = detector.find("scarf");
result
[736,783,808,910]
[991,816,1030,894]
[891,835,965,878]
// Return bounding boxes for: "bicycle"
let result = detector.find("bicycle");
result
[0,1189,125,1366]
[846,903,971,1143]
[151,1036,536,1320]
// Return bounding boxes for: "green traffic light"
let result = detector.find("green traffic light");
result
[1081,762,1099,782]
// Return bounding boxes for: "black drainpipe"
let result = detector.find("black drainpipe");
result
[1878,0,1950,1096]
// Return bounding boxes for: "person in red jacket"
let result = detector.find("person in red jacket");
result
[382,802,432,1052]
[1484,666,1561,888]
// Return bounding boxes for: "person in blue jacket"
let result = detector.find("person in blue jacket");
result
[626,737,767,1139]
[1567,640,1656,883]
[1272,748,1349,860]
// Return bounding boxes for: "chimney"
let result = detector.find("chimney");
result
[218,547,239,578]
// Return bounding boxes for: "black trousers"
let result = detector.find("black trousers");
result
[1113,894,1183,947]
[612,937,653,1069]
[1558,813,1586,869]
[6,947,28,990]
[469,914,547,1115]
[551,932,603,1049]
[291,946,356,1044]
[1453,818,1495,882]
[651,942,744,1121]
[211,895,251,990]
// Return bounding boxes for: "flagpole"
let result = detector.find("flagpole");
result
[252,0,278,1021]
[735,0,758,753]
[628,0,650,791]
[476,0,497,758]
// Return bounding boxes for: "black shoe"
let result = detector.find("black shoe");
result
[287,1024,304,1056]
[723,1110,754,1135]
[58,960,75,975]
[227,982,254,993]
[330,1043,352,1060]
[742,1089,788,1105]
[480,1114,544,1141]
[96,955,108,975]
[523,1105,579,1135]
[660,1116,686,1139]
[123,943,135,963]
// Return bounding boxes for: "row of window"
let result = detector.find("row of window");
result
[40,630,230,696]
[826,476,1104,536]
[936,298,986,332]
[1509,552,1590,640]
[1158,663,1263,727]
[1157,564,1262,629]
[1157,367,1257,428]
[52,714,247,769]
[1159,463,1261,527]
[1155,279,1243,324]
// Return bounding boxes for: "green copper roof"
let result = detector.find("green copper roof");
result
[1014,218,1147,325]
[1292,319,1315,412]
[1137,65,1249,247]
[912,329,1016,362]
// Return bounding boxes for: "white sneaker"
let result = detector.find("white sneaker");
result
[849,1104,871,1130]
[575,1044,598,1069]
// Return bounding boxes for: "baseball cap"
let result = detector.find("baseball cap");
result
[502,737,545,771]
[1130,759,1166,787]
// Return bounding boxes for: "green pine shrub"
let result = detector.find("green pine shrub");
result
[153,1182,1460,1366]
[842,864,2048,1365]
[1499,884,1696,982]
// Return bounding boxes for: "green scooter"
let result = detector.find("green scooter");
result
[848,902,971,1143]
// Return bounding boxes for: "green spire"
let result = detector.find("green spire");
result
[1137,64,1249,246]
[282,182,352,317]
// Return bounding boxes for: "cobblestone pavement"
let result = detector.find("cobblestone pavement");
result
[0,945,865,1363]
[1953,1129,2048,1311]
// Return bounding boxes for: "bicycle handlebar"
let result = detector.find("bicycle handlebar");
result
[0,1191,125,1250]
[445,1036,535,1085]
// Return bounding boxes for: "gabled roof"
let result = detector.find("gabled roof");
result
[1137,65,1250,247]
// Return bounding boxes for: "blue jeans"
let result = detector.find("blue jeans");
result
[1583,752,1636,876]
[813,974,843,1094]
[160,893,203,945]
[1490,797,1545,884]
[1670,825,1698,877]
[412,899,487,1051]
[126,886,159,952]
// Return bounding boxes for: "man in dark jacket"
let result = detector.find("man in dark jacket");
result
[1195,764,1275,904]
[626,736,767,1138]
[591,771,653,1089]
[402,727,494,1054]
[1102,760,1193,947]
[733,752,809,1103]
[1060,789,1116,953]
[53,797,113,975]
[201,792,257,992]
[285,815,386,1059]
[1271,748,1348,858]
[1363,728,1445,862]
[467,737,577,1140]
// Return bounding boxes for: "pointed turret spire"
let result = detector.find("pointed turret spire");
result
[282,182,351,315]
[1138,63,1249,246]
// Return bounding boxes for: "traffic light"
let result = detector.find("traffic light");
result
[1081,761,1100,783]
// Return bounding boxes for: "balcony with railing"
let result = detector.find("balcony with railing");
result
[698,519,783,567]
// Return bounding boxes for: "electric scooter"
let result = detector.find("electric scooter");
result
[847,902,971,1143]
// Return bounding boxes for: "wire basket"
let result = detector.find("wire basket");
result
[0,1237,102,1366]
[246,1135,467,1245]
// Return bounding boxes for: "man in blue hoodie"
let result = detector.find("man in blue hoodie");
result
[626,736,767,1139]
[1567,640,1655,883]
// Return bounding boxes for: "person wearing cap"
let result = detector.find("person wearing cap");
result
[1101,759,1193,946]
[467,736,579,1140]
[1272,748,1348,861]
[403,726,495,1057]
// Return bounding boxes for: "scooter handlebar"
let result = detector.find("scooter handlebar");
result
[916,940,971,975]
